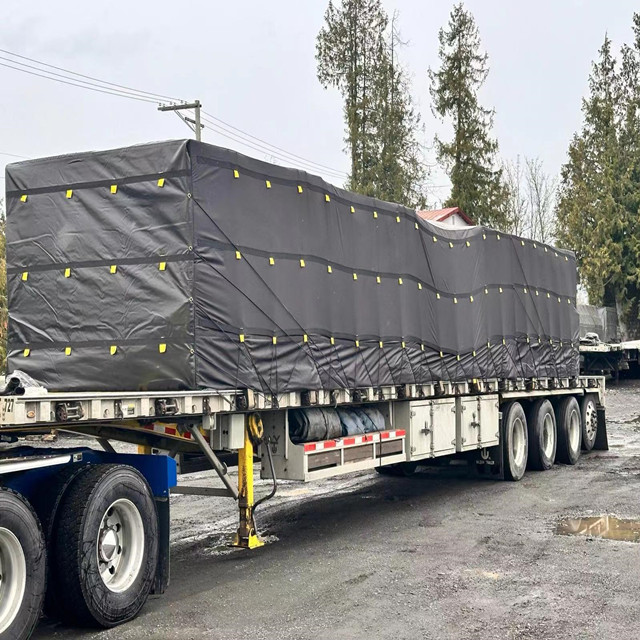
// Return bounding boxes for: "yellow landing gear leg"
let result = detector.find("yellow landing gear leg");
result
[233,414,264,549]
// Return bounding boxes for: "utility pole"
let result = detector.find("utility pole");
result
[158,100,203,141]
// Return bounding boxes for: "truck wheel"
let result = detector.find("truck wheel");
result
[581,394,598,451]
[502,402,528,481]
[526,399,557,470]
[0,489,46,640]
[556,396,582,464]
[51,464,158,628]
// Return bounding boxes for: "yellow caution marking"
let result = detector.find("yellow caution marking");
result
[64,268,71,278]
[157,178,165,188]
[158,343,167,353]
[272,336,277,345]
[66,189,73,199]
[65,346,72,356]
[300,259,306,267]
[265,180,271,189]
[23,348,30,357]
[236,251,242,260]
[110,345,117,355]
[110,265,117,274]
[297,185,303,193]
[159,262,167,271]
[233,169,239,178]
[269,257,275,266]
[327,265,332,273]
[239,334,245,343]
[110,184,118,194]
[325,194,330,202]
[21,272,28,282]
[20,194,27,203]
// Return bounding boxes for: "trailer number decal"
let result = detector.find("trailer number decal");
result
[3,399,14,414]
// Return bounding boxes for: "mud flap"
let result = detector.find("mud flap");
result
[593,406,608,451]
[151,497,170,595]
[473,413,504,480]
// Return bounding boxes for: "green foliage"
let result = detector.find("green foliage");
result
[429,3,509,228]
[316,1,426,206]
[0,199,5,372]
[556,22,640,334]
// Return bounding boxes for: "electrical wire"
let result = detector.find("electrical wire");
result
[0,48,350,179]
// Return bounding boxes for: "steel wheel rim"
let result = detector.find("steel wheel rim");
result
[542,412,555,459]
[97,498,145,593]
[585,401,597,442]
[569,408,580,452]
[512,417,526,467]
[0,527,27,634]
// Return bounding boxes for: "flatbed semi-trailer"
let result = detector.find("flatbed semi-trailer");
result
[0,374,606,639]
[0,140,606,639]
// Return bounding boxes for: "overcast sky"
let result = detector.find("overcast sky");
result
[1,0,638,206]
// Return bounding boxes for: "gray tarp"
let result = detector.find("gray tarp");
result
[4,140,579,392]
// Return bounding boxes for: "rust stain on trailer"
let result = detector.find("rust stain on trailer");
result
[556,515,640,543]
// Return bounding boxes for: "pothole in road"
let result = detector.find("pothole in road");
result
[556,515,640,542]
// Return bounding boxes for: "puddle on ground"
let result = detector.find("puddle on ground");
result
[556,516,640,542]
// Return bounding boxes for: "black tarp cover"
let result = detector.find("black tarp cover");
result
[4,140,579,392]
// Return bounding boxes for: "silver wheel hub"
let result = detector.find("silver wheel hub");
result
[569,408,580,451]
[97,499,145,593]
[0,527,26,634]
[542,413,555,458]
[512,417,526,467]
[585,402,597,441]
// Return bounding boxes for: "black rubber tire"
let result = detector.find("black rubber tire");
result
[0,488,46,640]
[29,464,94,618]
[581,393,598,451]
[375,462,418,477]
[50,464,158,628]
[556,396,582,465]
[502,402,528,481]
[526,399,557,471]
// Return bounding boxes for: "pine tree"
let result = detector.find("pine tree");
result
[556,35,624,309]
[316,1,426,205]
[428,3,508,228]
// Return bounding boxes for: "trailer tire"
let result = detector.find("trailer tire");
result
[376,462,418,477]
[556,396,582,465]
[502,402,528,481]
[51,464,158,628]
[0,488,46,640]
[581,394,598,451]
[526,399,557,471]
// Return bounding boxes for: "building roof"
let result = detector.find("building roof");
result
[417,206,473,225]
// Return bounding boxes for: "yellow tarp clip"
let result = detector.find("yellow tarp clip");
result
[159,262,167,271]
[110,184,118,194]
[110,345,117,355]
[159,343,167,353]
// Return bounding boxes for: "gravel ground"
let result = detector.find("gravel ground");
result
[33,380,640,640]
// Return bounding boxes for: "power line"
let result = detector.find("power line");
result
[0,61,158,103]
[0,151,29,159]
[0,47,180,103]
[0,48,350,179]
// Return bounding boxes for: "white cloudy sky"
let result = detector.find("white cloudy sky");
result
[1,0,638,206]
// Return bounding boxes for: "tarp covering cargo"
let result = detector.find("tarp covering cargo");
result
[4,140,579,392]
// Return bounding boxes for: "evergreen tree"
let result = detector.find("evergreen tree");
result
[556,36,624,310]
[316,1,426,205]
[428,3,509,228]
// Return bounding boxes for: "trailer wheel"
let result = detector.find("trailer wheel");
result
[556,396,582,464]
[0,488,46,640]
[376,462,418,477]
[51,464,158,628]
[502,402,528,481]
[526,399,557,470]
[581,394,598,451]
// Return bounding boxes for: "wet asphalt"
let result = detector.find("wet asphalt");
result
[34,379,640,640]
